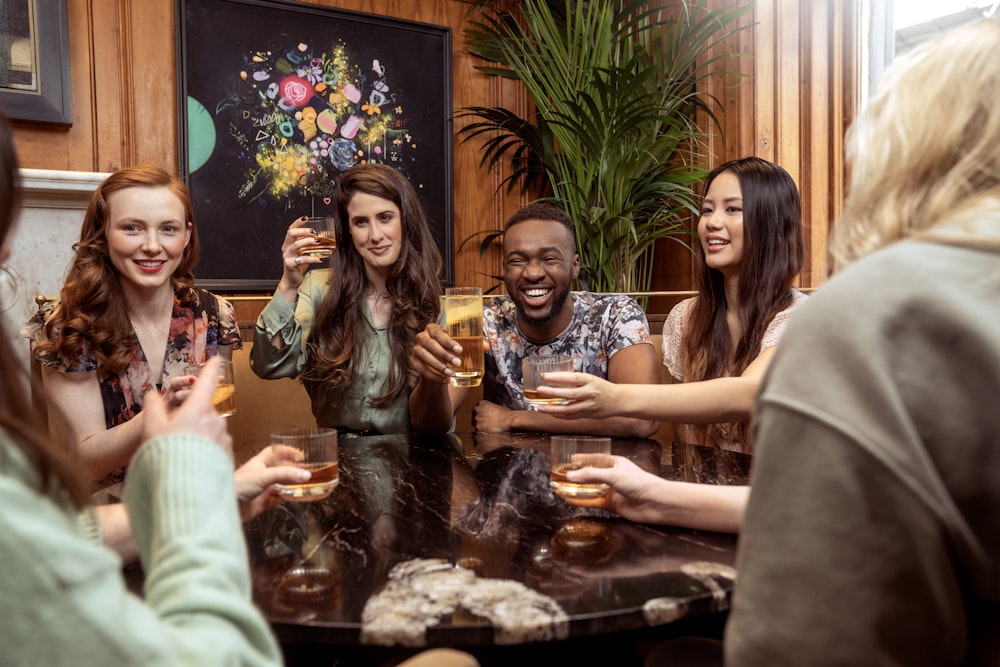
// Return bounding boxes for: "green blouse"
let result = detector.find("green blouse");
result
[250,269,410,435]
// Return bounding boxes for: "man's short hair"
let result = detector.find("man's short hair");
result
[503,202,577,246]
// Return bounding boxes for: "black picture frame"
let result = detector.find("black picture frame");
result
[0,0,73,126]
[176,0,453,291]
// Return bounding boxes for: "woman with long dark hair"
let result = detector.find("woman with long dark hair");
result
[536,156,807,454]
[252,163,443,435]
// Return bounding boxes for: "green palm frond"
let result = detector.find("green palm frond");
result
[458,0,750,293]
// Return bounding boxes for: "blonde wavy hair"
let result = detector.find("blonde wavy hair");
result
[835,17,1000,270]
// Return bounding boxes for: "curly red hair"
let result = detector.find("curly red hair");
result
[36,166,199,374]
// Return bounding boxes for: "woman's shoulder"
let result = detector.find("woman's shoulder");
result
[20,298,60,342]
[760,289,811,350]
[664,297,697,331]
[301,268,333,295]
[180,286,233,314]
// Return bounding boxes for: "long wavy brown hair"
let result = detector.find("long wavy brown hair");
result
[35,167,199,374]
[0,112,89,507]
[302,164,443,408]
[682,157,803,450]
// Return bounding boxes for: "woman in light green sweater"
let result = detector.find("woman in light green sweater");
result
[0,112,476,667]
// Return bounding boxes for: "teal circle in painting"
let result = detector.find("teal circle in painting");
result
[186,96,216,173]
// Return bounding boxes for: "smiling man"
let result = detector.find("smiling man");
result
[410,203,660,437]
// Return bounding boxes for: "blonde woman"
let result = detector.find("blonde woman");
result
[727,18,1000,666]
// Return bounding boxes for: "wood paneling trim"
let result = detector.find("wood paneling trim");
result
[11,0,858,294]
[697,0,858,290]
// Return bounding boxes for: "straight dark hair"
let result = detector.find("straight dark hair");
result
[683,157,803,449]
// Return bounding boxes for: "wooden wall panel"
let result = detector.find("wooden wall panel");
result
[9,0,855,296]
[91,0,127,170]
[677,0,858,292]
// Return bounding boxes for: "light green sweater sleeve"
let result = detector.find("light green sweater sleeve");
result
[0,431,282,666]
[123,433,282,666]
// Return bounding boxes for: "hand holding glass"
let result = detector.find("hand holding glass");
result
[271,428,339,502]
[297,216,336,258]
[550,436,612,500]
[442,287,484,387]
[184,359,236,417]
[522,354,574,408]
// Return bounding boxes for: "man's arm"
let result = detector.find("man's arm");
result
[409,322,472,434]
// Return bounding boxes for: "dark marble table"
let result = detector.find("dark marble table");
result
[245,432,749,654]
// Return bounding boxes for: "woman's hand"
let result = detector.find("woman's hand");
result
[532,371,621,419]
[160,373,196,411]
[278,216,325,302]
[141,356,233,458]
[234,445,311,521]
[565,455,749,533]
[561,454,664,523]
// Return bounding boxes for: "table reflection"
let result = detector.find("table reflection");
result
[246,432,746,648]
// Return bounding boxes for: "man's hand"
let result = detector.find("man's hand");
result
[472,399,513,433]
[409,322,461,384]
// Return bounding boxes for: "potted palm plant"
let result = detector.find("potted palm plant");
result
[459,0,749,293]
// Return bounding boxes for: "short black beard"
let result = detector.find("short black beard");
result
[514,285,570,329]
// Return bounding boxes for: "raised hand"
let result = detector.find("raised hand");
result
[278,216,326,302]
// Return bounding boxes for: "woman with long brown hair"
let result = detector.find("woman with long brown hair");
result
[535,156,807,454]
[252,162,443,435]
[28,166,241,484]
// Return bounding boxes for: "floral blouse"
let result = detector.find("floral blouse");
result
[482,291,652,409]
[28,288,241,481]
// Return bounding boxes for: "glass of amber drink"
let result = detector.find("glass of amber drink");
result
[271,428,339,502]
[549,436,612,500]
[297,216,336,258]
[185,359,237,417]
[442,287,484,387]
[522,354,574,408]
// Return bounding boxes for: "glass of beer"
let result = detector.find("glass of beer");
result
[442,287,484,387]
[549,436,612,500]
[522,354,574,408]
[271,428,339,502]
[297,216,336,258]
[184,359,237,417]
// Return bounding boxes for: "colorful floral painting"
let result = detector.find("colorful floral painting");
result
[179,0,452,289]
[226,40,415,202]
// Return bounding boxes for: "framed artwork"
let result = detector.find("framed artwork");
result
[0,0,73,126]
[176,0,453,291]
